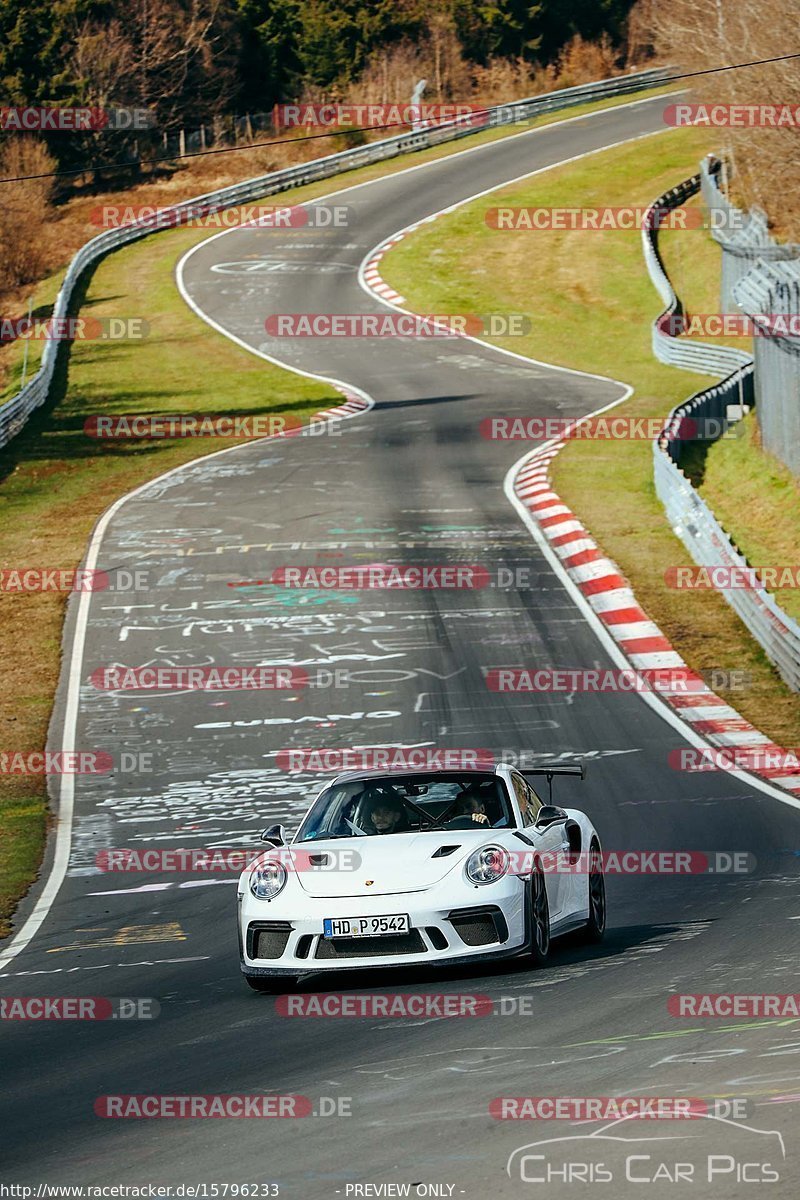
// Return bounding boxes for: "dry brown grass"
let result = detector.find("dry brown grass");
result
[0,140,59,293]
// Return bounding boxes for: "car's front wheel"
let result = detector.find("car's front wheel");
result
[527,860,551,966]
[244,975,299,994]
[581,840,606,944]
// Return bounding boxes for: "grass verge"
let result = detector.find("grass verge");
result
[380,126,800,748]
[0,231,335,939]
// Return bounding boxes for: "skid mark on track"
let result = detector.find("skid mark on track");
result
[45,922,187,953]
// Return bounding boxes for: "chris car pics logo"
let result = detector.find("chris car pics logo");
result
[506,1112,786,1186]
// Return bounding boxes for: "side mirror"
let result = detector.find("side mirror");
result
[260,823,287,846]
[535,805,567,829]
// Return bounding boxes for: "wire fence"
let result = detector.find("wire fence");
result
[643,171,800,691]
[700,157,800,475]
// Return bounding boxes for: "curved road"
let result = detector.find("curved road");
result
[2,94,799,1196]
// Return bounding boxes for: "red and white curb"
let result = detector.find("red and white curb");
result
[362,238,407,304]
[359,141,800,804]
[361,212,455,306]
[311,388,371,423]
[514,442,800,794]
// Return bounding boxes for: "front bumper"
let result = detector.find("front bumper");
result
[239,876,528,975]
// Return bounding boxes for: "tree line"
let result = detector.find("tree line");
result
[0,1,637,171]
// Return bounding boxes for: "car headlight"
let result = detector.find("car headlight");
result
[466,845,509,885]
[249,859,287,900]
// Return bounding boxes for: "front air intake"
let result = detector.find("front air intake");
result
[315,931,426,959]
[247,921,293,959]
[448,906,508,947]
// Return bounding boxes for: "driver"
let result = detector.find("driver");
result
[362,787,408,835]
[454,787,490,825]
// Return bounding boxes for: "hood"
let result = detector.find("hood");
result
[292,831,478,898]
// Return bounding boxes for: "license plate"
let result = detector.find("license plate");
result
[323,914,410,939]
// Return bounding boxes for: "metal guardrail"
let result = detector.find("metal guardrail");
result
[642,171,752,377]
[653,420,800,691]
[643,172,800,691]
[0,68,670,451]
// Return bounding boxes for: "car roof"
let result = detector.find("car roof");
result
[331,765,503,785]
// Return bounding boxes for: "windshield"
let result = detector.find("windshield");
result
[295,772,513,841]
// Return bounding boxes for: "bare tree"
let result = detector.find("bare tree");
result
[70,19,136,110]
[73,0,241,130]
[629,0,800,234]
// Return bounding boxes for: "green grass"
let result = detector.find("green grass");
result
[658,191,752,351]
[692,412,800,622]
[381,125,800,748]
[0,81,677,940]
[661,202,800,625]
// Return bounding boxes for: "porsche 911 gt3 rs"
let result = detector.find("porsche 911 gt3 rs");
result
[237,762,605,991]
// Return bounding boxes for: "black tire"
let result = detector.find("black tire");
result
[527,860,551,966]
[244,975,299,994]
[582,840,606,944]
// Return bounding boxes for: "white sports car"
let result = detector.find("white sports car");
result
[237,763,605,992]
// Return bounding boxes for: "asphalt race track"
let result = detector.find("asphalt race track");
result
[2,94,800,1196]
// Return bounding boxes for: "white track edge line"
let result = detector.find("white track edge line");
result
[0,391,373,972]
[0,89,690,968]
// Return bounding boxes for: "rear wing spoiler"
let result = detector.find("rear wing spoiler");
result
[520,763,585,804]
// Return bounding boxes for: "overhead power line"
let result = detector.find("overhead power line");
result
[1,50,800,186]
